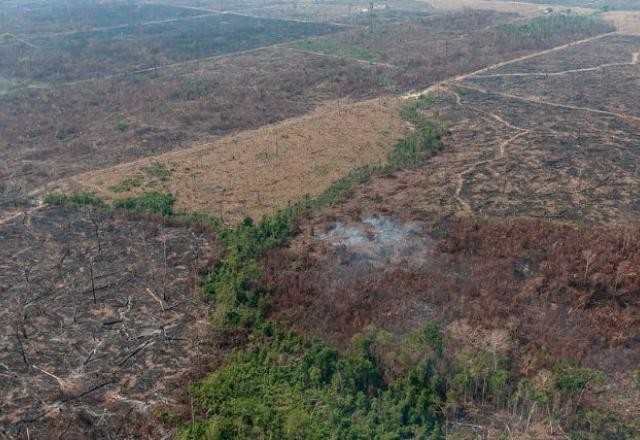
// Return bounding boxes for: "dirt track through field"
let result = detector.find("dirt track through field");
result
[0,203,44,227]
[405,31,618,98]
[472,50,640,78]
[456,82,640,122]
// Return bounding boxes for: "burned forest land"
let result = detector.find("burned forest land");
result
[260,28,640,437]
[41,10,619,222]
[2,8,535,201]
[1,0,640,439]
[268,32,640,343]
[0,207,219,438]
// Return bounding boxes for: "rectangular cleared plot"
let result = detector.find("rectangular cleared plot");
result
[0,14,341,82]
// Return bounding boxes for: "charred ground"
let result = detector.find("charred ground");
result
[1,1,639,439]
[0,206,219,438]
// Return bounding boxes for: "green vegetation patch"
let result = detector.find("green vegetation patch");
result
[44,192,109,211]
[45,190,176,217]
[113,191,175,216]
[115,118,129,133]
[181,322,445,440]
[143,161,172,182]
[291,38,378,62]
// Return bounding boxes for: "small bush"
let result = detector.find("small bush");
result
[553,359,604,394]
[115,118,129,133]
[144,161,172,182]
[113,191,175,216]
[44,192,108,211]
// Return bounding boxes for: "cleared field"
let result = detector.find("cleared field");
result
[603,10,640,33]
[289,11,614,90]
[328,83,640,228]
[160,0,584,18]
[28,11,620,223]
[467,64,640,117]
[0,13,340,82]
[0,46,394,196]
[427,0,593,16]
[392,33,640,227]
[0,1,200,35]
[0,206,219,438]
[241,0,436,25]
[486,33,640,72]
[491,0,640,10]
[55,98,407,222]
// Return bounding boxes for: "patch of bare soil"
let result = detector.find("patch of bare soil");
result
[0,207,220,438]
[56,97,408,223]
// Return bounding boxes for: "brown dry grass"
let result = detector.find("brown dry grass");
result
[425,0,592,17]
[55,97,407,222]
[0,45,394,192]
[603,10,640,34]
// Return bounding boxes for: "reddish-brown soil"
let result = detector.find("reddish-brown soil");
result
[0,207,220,439]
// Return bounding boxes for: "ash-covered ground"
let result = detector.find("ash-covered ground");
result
[0,207,219,439]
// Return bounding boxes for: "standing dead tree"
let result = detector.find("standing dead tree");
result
[89,256,97,305]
